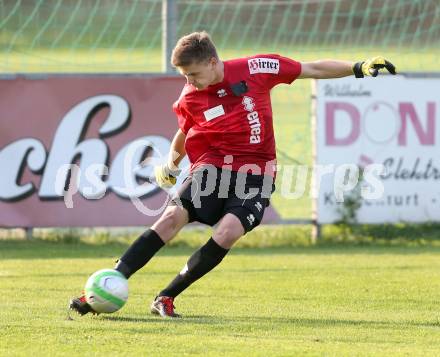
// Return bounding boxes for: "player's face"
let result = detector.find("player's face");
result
[178,58,218,90]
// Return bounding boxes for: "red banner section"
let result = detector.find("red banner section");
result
[0,76,279,227]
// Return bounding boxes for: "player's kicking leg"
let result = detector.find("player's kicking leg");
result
[69,205,189,315]
[151,213,245,318]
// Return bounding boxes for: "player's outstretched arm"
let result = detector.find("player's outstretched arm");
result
[298,56,396,79]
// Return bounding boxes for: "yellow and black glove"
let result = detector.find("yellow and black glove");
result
[154,164,181,188]
[353,56,396,78]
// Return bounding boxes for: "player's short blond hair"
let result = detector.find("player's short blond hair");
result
[171,31,218,67]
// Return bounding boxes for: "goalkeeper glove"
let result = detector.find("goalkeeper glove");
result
[154,164,181,188]
[352,56,396,78]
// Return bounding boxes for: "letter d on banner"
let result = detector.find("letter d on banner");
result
[325,102,360,146]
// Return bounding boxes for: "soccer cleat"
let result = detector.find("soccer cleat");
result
[69,292,98,316]
[150,296,181,318]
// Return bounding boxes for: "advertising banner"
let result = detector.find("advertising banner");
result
[0,76,280,227]
[316,75,440,223]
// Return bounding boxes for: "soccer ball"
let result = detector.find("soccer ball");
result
[84,269,128,314]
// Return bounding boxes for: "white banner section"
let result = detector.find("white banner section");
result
[316,75,440,223]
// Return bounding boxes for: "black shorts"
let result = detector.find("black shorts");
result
[169,166,275,233]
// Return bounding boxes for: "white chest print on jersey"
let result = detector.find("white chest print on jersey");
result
[203,105,225,121]
[248,58,280,74]
[242,96,255,112]
[217,89,227,97]
[242,96,261,144]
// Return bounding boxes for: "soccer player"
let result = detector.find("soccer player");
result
[70,31,395,318]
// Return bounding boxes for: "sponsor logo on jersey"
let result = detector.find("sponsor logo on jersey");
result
[217,89,227,97]
[242,96,255,112]
[242,96,261,144]
[203,105,225,121]
[248,58,280,74]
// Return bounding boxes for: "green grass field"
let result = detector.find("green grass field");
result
[2,237,440,356]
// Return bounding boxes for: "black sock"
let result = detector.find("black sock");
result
[159,238,229,298]
[114,229,165,279]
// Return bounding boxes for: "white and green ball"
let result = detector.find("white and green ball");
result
[84,269,128,313]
